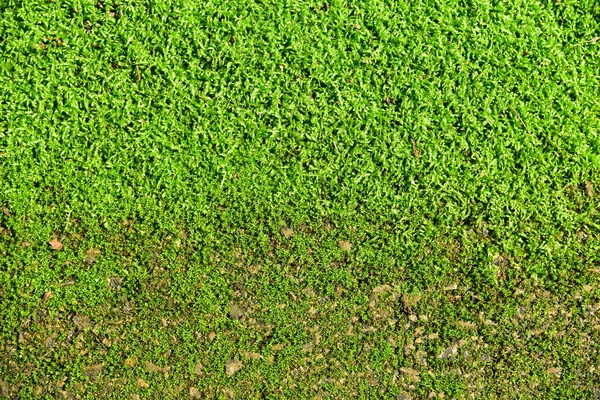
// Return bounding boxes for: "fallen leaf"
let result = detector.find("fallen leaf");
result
[208,332,216,342]
[85,248,101,264]
[108,276,123,291]
[338,240,352,251]
[458,321,477,330]
[280,227,294,239]
[72,314,90,330]
[586,182,594,198]
[397,391,412,400]
[444,283,458,291]
[399,367,420,376]
[372,284,392,294]
[438,343,459,359]
[49,237,63,251]
[225,359,243,376]
[194,362,203,375]
[144,361,164,373]
[42,291,53,302]
[228,302,245,320]
[1,205,11,217]
[83,364,103,381]
[125,356,138,368]
[402,293,421,308]
[248,265,261,274]
[493,254,509,267]
[136,377,149,389]
[243,351,261,360]
[547,367,562,376]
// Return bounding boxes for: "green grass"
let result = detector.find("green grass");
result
[1,0,600,398]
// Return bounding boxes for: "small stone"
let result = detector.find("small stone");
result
[125,356,138,367]
[73,315,90,330]
[194,362,203,375]
[400,367,419,376]
[225,359,243,376]
[85,248,101,264]
[280,227,295,239]
[228,302,245,320]
[144,361,164,373]
[443,283,458,291]
[438,343,459,359]
[108,276,123,291]
[547,367,562,377]
[189,387,201,398]
[338,240,352,251]
[0,380,9,397]
[248,265,261,274]
[402,294,421,308]
[49,237,63,250]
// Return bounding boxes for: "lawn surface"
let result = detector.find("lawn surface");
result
[1,0,600,398]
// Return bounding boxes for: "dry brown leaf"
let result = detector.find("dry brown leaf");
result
[228,302,245,320]
[586,182,594,198]
[49,237,63,250]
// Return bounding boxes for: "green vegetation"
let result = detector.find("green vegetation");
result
[1,0,600,398]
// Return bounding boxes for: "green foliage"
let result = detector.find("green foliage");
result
[1,0,599,398]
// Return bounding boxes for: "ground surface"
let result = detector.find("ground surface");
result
[1,0,600,399]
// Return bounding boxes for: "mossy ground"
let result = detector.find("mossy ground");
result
[1,0,600,398]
